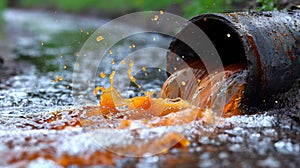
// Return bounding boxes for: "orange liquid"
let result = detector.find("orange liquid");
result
[84,61,247,132]
[160,64,247,117]
[2,60,248,166]
[91,60,202,125]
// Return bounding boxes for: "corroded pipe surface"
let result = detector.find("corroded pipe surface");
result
[167,10,300,108]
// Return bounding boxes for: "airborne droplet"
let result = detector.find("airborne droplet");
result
[96,35,104,42]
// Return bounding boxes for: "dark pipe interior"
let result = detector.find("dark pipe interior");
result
[193,18,247,67]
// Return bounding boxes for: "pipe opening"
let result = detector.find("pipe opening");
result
[193,17,247,67]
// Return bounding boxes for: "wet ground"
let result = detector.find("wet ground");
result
[0,9,300,167]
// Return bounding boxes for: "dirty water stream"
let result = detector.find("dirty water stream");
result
[0,9,299,167]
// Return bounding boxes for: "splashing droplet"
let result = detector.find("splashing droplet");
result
[96,35,104,42]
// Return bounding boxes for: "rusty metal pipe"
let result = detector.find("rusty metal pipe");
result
[167,10,300,108]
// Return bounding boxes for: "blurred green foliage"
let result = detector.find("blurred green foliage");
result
[0,0,281,20]
[0,0,5,11]
[183,0,243,18]
[256,0,277,11]
[17,0,239,18]
[0,0,6,19]
[19,0,181,13]
[0,0,7,33]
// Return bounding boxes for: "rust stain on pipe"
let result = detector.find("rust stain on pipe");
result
[245,33,267,96]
